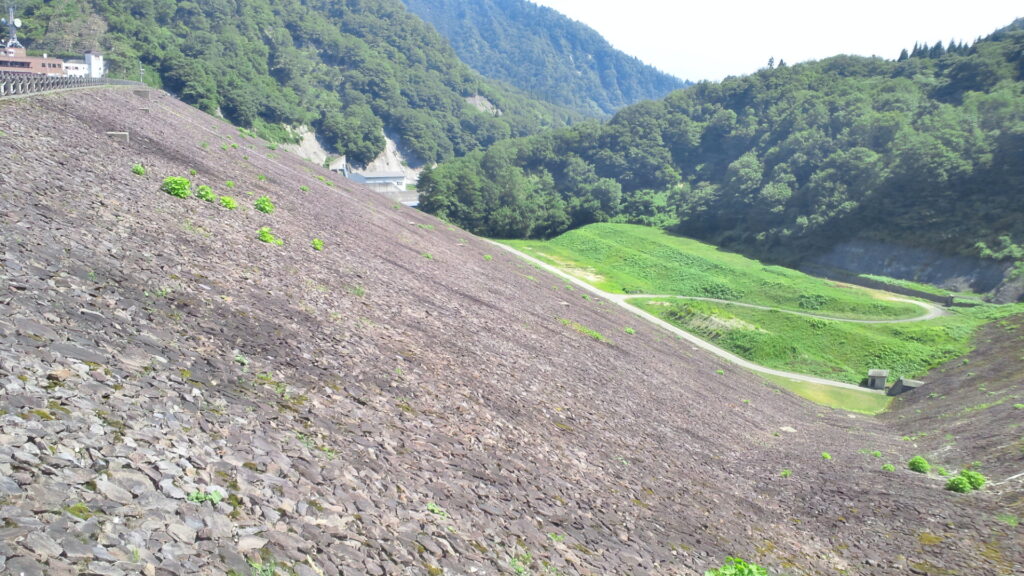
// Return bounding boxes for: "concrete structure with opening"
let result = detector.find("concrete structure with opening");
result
[866,369,889,390]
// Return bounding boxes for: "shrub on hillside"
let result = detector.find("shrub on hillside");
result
[704,557,767,576]
[946,476,972,493]
[254,196,275,214]
[196,185,216,202]
[258,227,284,245]
[958,469,986,490]
[907,456,931,474]
[161,177,192,198]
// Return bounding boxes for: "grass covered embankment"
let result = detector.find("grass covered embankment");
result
[505,223,922,320]
[633,298,1024,385]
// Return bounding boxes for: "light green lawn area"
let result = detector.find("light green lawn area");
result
[504,223,922,320]
[633,298,1024,384]
[760,374,893,415]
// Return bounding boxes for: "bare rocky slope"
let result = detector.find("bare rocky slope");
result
[0,88,1020,576]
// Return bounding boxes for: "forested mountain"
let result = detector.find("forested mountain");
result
[18,0,580,166]
[400,0,688,116]
[419,19,1024,280]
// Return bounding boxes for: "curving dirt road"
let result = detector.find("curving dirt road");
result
[494,242,946,393]
[616,294,945,324]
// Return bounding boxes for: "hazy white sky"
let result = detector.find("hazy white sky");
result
[530,1,1022,81]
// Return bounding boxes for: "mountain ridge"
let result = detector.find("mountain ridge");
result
[400,0,689,116]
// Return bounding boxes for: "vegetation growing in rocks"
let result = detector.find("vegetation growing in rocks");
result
[257,227,284,245]
[219,196,238,210]
[131,163,146,176]
[161,176,192,198]
[187,489,224,504]
[946,476,972,493]
[908,456,932,474]
[196,185,216,202]
[958,469,987,490]
[311,238,324,251]
[254,195,276,214]
[704,557,768,576]
[559,318,608,342]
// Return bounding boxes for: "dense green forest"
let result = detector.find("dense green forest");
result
[420,20,1024,272]
[18,0,582,165]
[400,0,687,116]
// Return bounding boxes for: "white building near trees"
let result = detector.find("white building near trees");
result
[64,52,104,78]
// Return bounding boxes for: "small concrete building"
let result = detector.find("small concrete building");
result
[866,369,889,390]
[888,378,924,396]
[348,170,407,194]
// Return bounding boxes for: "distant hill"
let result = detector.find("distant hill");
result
[419,19,1024,298]
[17,0,579,166]
[401,0,688,116]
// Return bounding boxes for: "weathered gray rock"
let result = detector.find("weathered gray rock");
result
[96,478,134,504]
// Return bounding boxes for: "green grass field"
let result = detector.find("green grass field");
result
[504,224,922,320]
[760,374,893,415]
[632,298,1022,384]
[504,222,1024,399]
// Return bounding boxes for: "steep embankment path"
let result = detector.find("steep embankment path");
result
[1,88,1020,576]
[494,242,945,392]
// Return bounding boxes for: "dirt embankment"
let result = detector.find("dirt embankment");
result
[0,88,1020,575]
[887,314,1024,482]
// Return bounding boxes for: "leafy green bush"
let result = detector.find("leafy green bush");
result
[821,452,832,460]
[161,177,192,198]
[907,455,931,474]
[704,557,768,576]
[186,489,224,504]
[196,185,216,202]
[254,196,276,214]
[258,227,284,245]
[219,196,238,210]
[131,163,146,176]
[959,469,986,490]
[311,238,324,251]
[882,463,896,472]
[225,180,236,188]
[946,476,972,493]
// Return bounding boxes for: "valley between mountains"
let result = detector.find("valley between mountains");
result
[0,88,1021,575]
